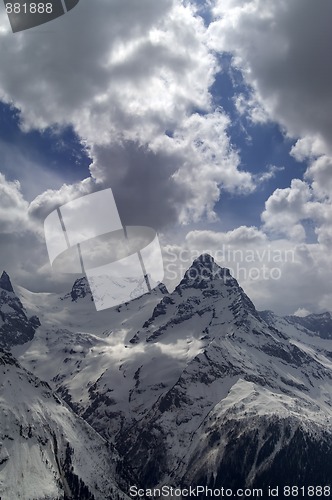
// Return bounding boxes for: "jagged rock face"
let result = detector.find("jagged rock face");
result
[131,254,262,344]
[0,272,40,350]
[5,254,332,496]
[108,257,332,491]
[61,276,93,302]
[184,417,332,497]
[52,255,331,494]
[0,271,14,293]
[119,413,332,495]
[260,310,332,339]
[286,312,332,339]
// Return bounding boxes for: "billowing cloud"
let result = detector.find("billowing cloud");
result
[205,0,332,279]
[305,156,332,201]
[0,173,30,233]
[28,178,93,221]
[0,173,54,289]
[0,0,256,229]
[185,226,268,247]
[208,0,332,149]
[261,179,312,241]
[163,227,332,315]
[208,0,332,246]
[1,0,331,316]
[261,173,332,246]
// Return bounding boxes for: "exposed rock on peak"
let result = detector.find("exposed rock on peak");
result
[7,257,332,496]
[177,254,233,292]
[285,311,332,339]
[193,252,216,266]
[0,271,14,293]
[132,254,261,343]
[61,277,93,303]
[156,282,169,295]
[188,253,228,275]
[70,277,92,301]
[0,274,40,350]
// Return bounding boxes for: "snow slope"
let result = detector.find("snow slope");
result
[0,348,129,500]
[3,255,332,497]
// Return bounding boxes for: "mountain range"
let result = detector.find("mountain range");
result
[1,254,332,499]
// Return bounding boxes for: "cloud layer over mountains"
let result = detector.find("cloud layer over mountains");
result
[0,0,332,313]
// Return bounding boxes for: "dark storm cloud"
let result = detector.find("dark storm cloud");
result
[90,141,188,230]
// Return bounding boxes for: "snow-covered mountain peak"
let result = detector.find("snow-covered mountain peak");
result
[0,271,14,293]
[177,253,232,291]
[7,260,332,496]
[62,276,93,303]
[191,252,218,269]
[130,255,261,345]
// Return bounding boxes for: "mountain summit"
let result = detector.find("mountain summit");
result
[130,254,259,343]
[62,276,93,302]
[0,271,14,293]
[179,253,231,289]
[3,259,332,497]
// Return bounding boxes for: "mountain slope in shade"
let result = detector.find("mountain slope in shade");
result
[111,257,332,493]
[6,256,332,498]
[0,348,129,500]
[261,309,332,339]
[0,271,40,350]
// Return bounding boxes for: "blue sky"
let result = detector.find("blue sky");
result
[209,54,308,231]
[0,64,307,228]
[0,101,90,199]
[0,0,331,314]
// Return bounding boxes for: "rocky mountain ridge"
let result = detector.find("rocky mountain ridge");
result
[0,271,40,350]
[1,255,332,499]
